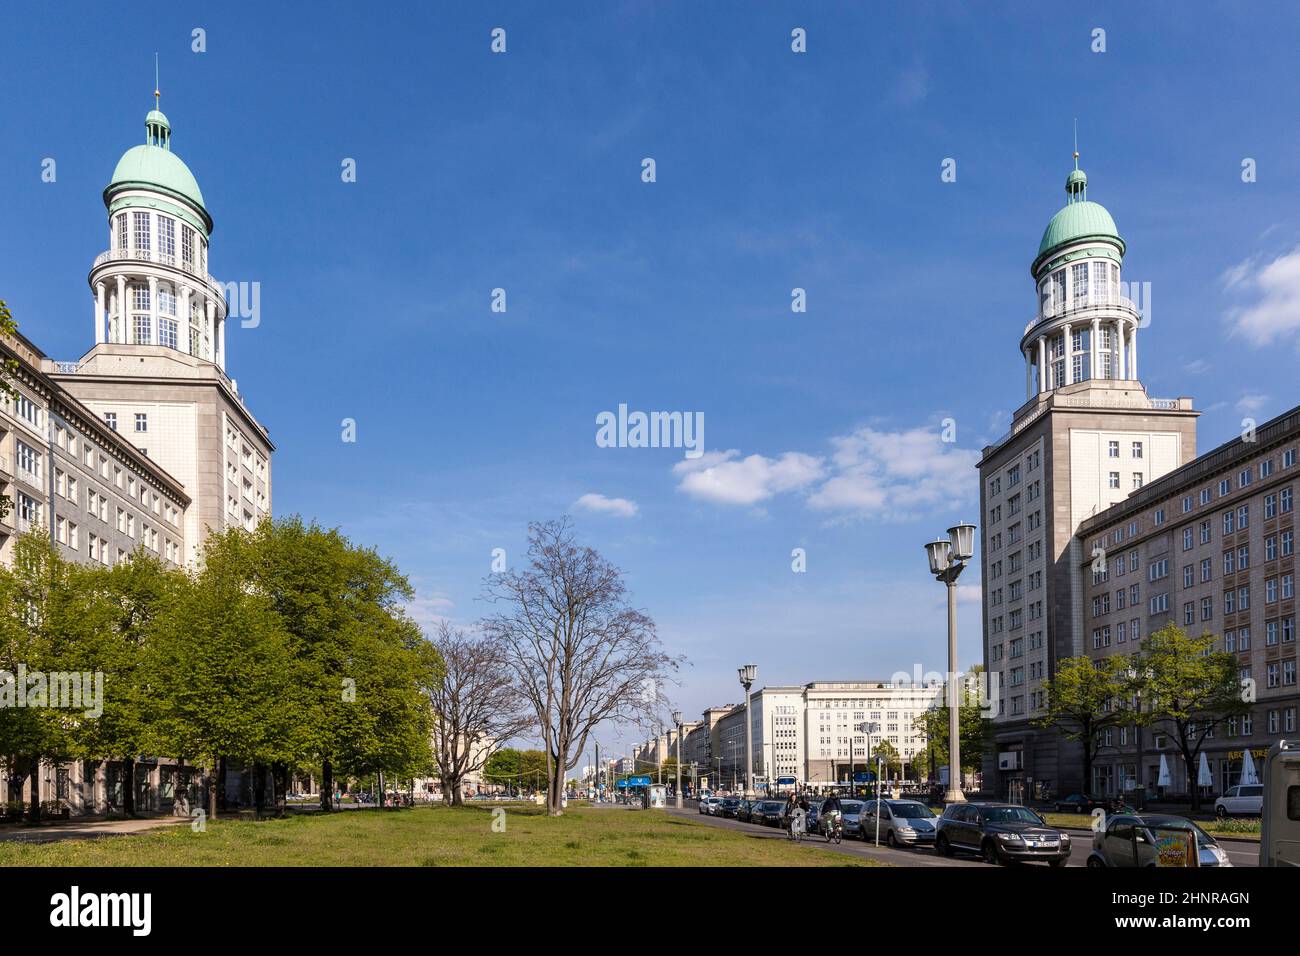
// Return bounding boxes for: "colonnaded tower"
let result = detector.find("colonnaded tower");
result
[52,90,274,564]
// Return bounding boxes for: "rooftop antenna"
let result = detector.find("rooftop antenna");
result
[1073,117,1079,169]
[154,52,160,108]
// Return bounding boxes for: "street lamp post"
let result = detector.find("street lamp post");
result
[738,664,757,799]
[925,522,976,804]
[672,710,684,809]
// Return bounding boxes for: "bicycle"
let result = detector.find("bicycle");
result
[788,810,806,842]
[822,816,843,844]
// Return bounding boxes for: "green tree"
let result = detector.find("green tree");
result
[0,534,105,820]
[871,740,902,779]
[72,551,185,816]
[236,517,438,812]
[144,530,296,820]
[1035,655,1134,796]
[911,670,990,781]
[0,300,18,521]
[1133,624,1249,812]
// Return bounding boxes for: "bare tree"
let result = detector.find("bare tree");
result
[481,519,680,815]
[427,621,534,805]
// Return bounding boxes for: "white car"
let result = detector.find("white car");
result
[1214,784,1263,818]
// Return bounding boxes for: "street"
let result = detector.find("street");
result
[669,802,1260,868]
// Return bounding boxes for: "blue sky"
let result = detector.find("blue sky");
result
[6,2,1300,758]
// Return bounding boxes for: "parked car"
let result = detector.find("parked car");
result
[839,799,867,838]
[862,798,939,847]
[935,802,1071,866]
[1214,784,1264,819]
[734,799,754,823]
[805,799,823,833]
[697,795,711,814]
[718,797,742,818]
[1054,793,1100,814]
[757,800,787,827]
[1087,814,1231,867]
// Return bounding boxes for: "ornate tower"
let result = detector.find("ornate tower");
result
[54,93,273,564]
[1022,158,1142,398]
[88,103,228,369]
[977,153,1198,801]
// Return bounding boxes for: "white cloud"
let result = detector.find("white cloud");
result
[1236,393,1270,415]
[1182,358,1211,375]
[406,594,455,629]
[672,425,980,519]
[1223,246,1300,345]
[574,492,639,517]
[808,426,981,519]
[673,450,824,506]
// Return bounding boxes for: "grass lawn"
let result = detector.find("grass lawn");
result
[0,805,880,867]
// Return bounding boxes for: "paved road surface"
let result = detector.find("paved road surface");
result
[671,803,1259,867]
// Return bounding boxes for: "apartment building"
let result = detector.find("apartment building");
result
[1079,406,1300,797]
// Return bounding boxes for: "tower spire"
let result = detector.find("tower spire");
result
[154,52,160,109]
[1073,118,1079,169]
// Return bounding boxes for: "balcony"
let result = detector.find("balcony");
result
[91,247,224,299]
[1023,293,1141,339]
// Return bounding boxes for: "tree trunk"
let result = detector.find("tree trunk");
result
[27,759,41,823]
[217,757,228,812]
[253,763,266,818]
[452,781,463,806]
[1082,741,1094,799]
[123,757,137,817]
[1184,747,1202,812]
[320,759,334,812]
[272,763,288,817]
[207,765,218,821]
[549,751,565,815]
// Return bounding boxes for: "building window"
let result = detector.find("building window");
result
[1109,471,1120,489]
[1132,441,1144,458]
[104,412,117,431]
[134,413,148,433]
[158,216,175,262]
[159,318,178,349]
[132,211,151,253]
[1108,441,1119,458]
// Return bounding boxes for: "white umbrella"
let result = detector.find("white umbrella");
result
[1157,754,1171,788]
[1241,749,1260,786]
[1197,751,1213,788]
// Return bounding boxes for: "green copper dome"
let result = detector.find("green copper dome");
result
[110,145,205,209]
[1034,163,1124,270]
[105,107,210,231]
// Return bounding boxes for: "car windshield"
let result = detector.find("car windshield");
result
[889,803,935,819]
[981,806,1043,824]
[1143,818,1215,844]
[841,801,864,813]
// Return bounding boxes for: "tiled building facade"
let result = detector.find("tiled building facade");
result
[1080,407,1300,796]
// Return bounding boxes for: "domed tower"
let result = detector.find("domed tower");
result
[1020,156,1141,399]
[976,150,1198,809]
[87,101,228,370]
[56,92,273,567]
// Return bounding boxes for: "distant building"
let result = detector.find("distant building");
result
[640,680,939,790]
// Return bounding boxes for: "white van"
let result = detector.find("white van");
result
[1214,783,1264,818]
[1260,740,1300,867]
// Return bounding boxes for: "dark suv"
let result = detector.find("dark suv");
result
[935,802,1071,866]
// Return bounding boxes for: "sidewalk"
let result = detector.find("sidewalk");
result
[0,815,190,844]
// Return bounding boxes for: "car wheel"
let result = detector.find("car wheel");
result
[886,832,897,848]
[935,834,951,857]
[1215,805,1228,820]
[1086,856,1106,869]
[982,840,1004,865]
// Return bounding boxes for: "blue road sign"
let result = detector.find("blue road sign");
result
[853,771,876,783]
